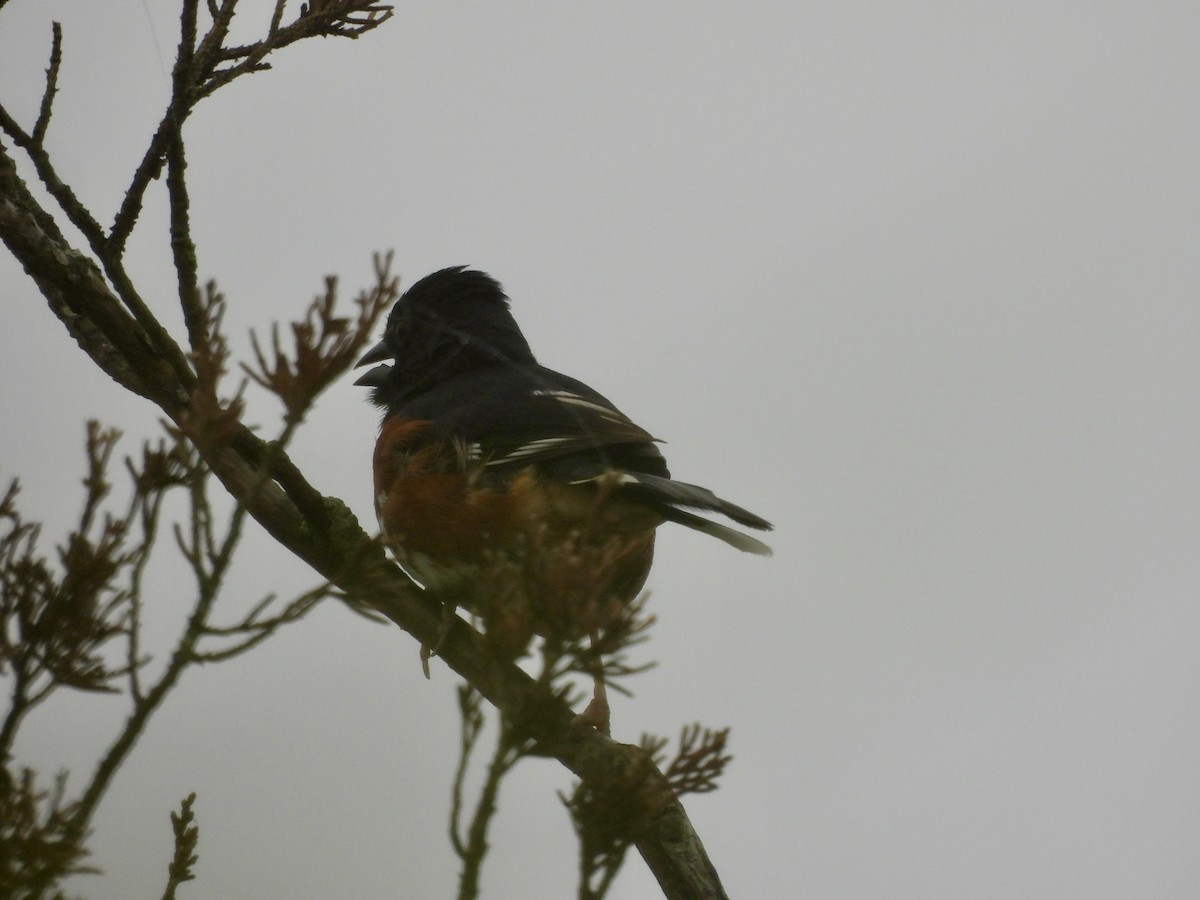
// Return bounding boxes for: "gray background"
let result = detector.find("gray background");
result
[2,2,1198,897]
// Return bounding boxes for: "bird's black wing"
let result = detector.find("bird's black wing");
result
[397,364,670,478]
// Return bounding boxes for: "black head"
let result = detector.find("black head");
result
[355,266,536,409]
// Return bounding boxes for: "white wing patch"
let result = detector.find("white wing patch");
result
[476,390,641,467]
[532,388,629,424]
[566,470,640,487]
[484,436,579,467]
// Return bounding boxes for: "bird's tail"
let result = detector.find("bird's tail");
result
[619,472,773,555]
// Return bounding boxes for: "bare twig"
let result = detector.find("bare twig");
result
[449,685,485,858]
[31,22,63,147]
[166,137,204,352]
[193,582,333,663]
[0,104,108,254]
[76,421,118,539]
[195,1,393,99]
[454,699,528,900]
[269,0,288,34]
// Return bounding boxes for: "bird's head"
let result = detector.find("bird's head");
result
[355,266,535,408]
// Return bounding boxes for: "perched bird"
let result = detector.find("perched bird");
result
[356,266,771,729]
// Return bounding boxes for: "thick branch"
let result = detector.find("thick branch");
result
[0,146,190,406]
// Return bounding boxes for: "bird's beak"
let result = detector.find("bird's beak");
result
[354,339,393,387]
[355,339,391,368]
[353,363,392,388]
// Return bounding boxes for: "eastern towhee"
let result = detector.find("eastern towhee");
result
[355,266,771,729]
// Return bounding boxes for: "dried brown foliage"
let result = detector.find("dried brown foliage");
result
[162,793,199,900]
[0,425,142,735]
[246,254,399,423]
[0,769,93,900]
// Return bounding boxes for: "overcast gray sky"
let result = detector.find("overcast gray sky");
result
[3,2,1199,897]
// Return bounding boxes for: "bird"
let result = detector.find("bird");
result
[355,266,771,731]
